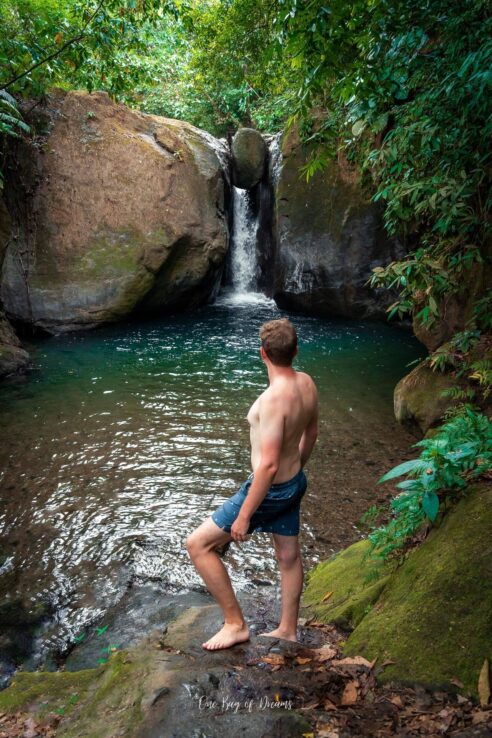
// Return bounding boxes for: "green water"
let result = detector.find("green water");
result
[0,296,423,667]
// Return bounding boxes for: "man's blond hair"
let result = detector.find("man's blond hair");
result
[259,318,297,366]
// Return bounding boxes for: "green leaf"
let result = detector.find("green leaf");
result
[422,491,439,522]
[378,458,427,483]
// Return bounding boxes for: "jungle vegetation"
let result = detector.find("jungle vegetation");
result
[1,1,491,548]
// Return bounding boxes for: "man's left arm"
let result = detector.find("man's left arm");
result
[231,394,284,542]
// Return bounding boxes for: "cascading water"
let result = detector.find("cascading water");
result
[230,186,259,293]
[218,185,274,306]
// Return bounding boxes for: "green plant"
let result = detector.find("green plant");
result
[368,408,492,559]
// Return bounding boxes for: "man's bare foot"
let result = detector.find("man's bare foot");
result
[258,627,297,642]
[202,622,250,651]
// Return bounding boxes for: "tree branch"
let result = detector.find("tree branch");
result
[0,0,106,91]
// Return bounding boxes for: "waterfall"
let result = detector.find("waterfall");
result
[230,186,259,294]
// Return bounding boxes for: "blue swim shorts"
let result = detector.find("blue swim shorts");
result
[211,468,308,536]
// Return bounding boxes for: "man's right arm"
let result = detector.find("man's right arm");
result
[299,387,319,468]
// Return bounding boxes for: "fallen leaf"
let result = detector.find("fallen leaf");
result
[313,645,337,662]
[478,658,490,706]
[472,711,491,725]
[450,677,465,689]
[333,656,373,669]
[323,698,338,710]
[300,701,320,711]
[261,654,285,666]
[341,680,359,706]
[321,591,334,603]
[390,695,404,708]
[381,659,396,668]
[296,656,312,665]
[271,665,281,672]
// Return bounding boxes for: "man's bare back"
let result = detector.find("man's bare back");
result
[247,371,318,483]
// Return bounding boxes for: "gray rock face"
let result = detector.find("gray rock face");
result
[1,90,229,334]
[231,128,266,189]
[271,128,405,319]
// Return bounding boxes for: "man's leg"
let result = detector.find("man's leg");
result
[259,533,303,642]
[186,517,250,650]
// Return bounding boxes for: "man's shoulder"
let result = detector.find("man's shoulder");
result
[296,370,317,389]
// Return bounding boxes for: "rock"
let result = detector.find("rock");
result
[413,264,489,353]
[302,540,392,630]
[304,483,492,698]
[394,361,458,435]
[0,311,29,379]
[1,90,229,334]
[0,199,29,377]
[272,127,406,319]
[343,483,492,698]
[231,128,267,189]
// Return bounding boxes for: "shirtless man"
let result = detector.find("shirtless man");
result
[186,318,319,651]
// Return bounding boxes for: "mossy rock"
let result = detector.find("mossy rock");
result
[304,483,492,696]
[0,665,102,718]
[394,361,460,436]
[302,540,393,629]
[0,649,150,737]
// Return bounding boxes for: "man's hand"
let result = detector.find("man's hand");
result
[231,514,250,542]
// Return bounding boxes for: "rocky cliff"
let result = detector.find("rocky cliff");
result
[270,128,405,319]
[1,90,229,335]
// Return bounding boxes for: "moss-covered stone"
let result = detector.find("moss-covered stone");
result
[303,483,492,697]
[302,540,393,629]
[0,665,102,716]
[394,360,458,436]
[0,648,149,737]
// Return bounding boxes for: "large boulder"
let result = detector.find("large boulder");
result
[0,311,30,378]
[272,128,405,319]
[393,361,457,436]
[0,199,29,376]
[303,483,492,697]
[1,90,229,334]
[231,128,266,189]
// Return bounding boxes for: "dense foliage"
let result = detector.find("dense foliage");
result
[1,0,490,340]
[368,408,492,559]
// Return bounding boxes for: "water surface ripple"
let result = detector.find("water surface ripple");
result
[0,300,423,666]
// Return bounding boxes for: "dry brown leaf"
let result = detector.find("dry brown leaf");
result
[261,654,285,666]
[381,659,396,668]
[321,591,334,603]
[300,700,320,711]
[478,658,490,706]
[271,665,282,672]
[472,711,492,725]
[390,695,404,708]
[450,676,465,689]
[313,645,337,662]
[333,656,373,669]
[323,698,338,711]
[341,680,359,706]
[317,729,339,738]
[296,656,312,665]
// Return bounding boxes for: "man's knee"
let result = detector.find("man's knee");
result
[276,542,301,569]
[186,531,202,558]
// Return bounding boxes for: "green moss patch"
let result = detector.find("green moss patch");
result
[302,540,393,629]
[0,666,102,717]
[344,483,492,695]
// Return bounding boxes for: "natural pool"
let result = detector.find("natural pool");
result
[0,294,423,670]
